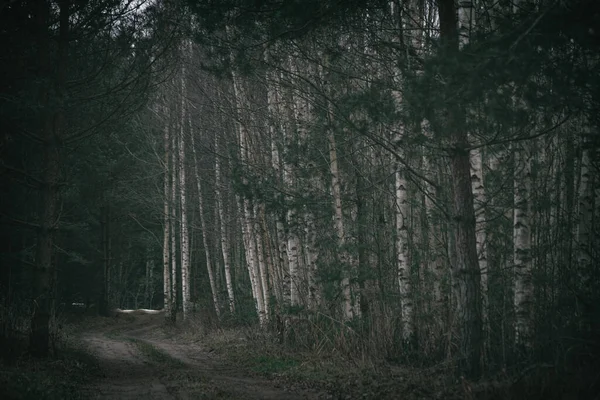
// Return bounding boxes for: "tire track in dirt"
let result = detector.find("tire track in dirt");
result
[81,333,174,399]
[80,310,321,399]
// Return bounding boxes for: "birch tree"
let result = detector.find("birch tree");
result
[227,29,267,322]
[179,45,191,320]
[170,109,179,321]
[215,132,236,313]
[265,58,289,307]
[513,140,533,348]
[281,61,301,308]
[327,110,356,320]
[389,1,414,340]
[191,126,221,317]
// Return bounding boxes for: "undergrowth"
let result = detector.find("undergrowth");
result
[0,333,101,400]
[181,309,600,400]
[193,322,462,399]
[0,299,102,400]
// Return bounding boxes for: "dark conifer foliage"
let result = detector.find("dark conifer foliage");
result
[1,0,172,357]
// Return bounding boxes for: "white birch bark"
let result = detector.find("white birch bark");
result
[179,102,191,320]
[215,134,235,313]
[227,26,266,323]
[162,114,172,316]
[190,130,221,318]
[281,65,300,307]
[178,40,192,320]
[241,163,266,323]
[388,1,413,337]
[395,161,413,339]
[470,148,489,331]
[393,129,413,341]
[237,196,266,322]
[458,0,474,49]
[266,63,289,306]
[316,54,357,320]
[254,202,270,319]
[304,206,320,310]
[170,118,178,319]
[327,129,355,320]
[284,198,300,308]
[513,142,533,347]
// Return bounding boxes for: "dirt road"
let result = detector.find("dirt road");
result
[80,310,320,400]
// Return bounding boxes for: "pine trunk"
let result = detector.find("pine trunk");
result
[439,0,482,378]
[577,133,592,273]
[30,0,69,357]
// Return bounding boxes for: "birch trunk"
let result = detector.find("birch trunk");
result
[513,142,533,348]
[237,196,266,322]
[272,134,290,306]
[327,129,355,320]
[191,131,221,318]
[389,0,413,338]
[215,134,235,313]
[169,116,178,321]
[281,81,300,307]
[395,162,413,339]
[391,112,412,338]
[470,148,489,334]
[179,52,191,320]
[227,30,267,323]
[246,199,266,323]
[265,63,287,306]
[318,55,356,320]
[304,208,320,309]
[263,59,289,308]
[254,203,270,319]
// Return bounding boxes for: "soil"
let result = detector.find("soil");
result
[79,310,321,399]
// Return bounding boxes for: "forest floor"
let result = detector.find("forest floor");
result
[77,309,323,399]
[4,310,578,399]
